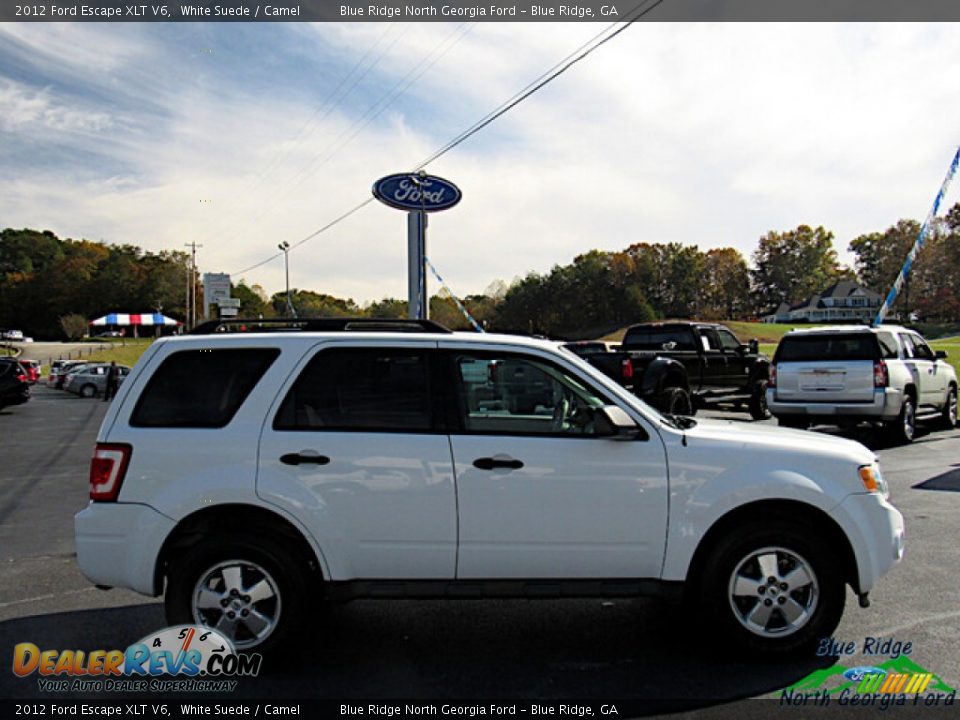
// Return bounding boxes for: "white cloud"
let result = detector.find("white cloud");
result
[2,22,960,304]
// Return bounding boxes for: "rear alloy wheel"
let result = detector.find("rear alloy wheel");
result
[659,386,693,416]
[701,522,844,655]
[940,386,958,430]
[748,380,771,421]
[886,396,916,445]
[166,534,310,654]
[80,384,97,399]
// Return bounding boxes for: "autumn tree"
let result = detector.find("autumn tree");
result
[750,225,843,313]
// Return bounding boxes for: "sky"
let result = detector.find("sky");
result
[1,21,959,304]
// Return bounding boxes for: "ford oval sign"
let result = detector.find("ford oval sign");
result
[372,173,462,212]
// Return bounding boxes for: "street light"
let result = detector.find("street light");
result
[278,241,296,318]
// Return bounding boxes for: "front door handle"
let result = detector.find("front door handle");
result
[473,457,524,471]
[280,452,330,466]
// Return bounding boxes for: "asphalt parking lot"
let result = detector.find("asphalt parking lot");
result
[1,385,959,711]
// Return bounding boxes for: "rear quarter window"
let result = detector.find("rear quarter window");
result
[775,334,879,362]
[622,327,697,351]
[130,348,279,428]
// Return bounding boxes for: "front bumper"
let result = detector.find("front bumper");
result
[75,502,176,596]
[767,387,903,422]
[829,493,904,593]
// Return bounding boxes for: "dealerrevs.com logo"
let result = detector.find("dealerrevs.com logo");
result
[12,625,262,693]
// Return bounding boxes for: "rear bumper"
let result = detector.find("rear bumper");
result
[75,502,176,596]
[829,493,905,593]
[767,387,903,421]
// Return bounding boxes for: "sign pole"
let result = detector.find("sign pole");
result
[407,211,428,319]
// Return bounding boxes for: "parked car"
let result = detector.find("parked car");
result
[65,364,131,398]
[574,322,771,419]
[18,359,40,384]
[0,357,37,384]
[73,318,905,657]
[767,325,957,443]
[49,360,86,389]
[61,363,96,392]
[1,329,25,341]
[0,360,31,409]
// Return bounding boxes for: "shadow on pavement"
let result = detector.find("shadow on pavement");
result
[0,599,833,713]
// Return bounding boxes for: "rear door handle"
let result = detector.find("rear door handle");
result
[280,452,330,466]
[473,457,524,471]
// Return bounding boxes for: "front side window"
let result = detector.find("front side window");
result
[274,348,434,432]
[131,348,279,428]
[453,353,610,436]
[717,329,742,352]
[909,334,935,361]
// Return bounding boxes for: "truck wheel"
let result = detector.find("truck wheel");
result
[940,386,957,430]
[659,386,693,416]
[885,396,916,445]
[748,380,771,421]
[699,521,845,656]
[165,534,309,655]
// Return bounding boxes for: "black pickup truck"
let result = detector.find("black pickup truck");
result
[567,322,771,418]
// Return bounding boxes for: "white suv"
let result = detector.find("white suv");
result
[767,325,958,443]
[75,319,904,655]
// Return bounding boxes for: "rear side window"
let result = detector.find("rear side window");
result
[876,332,900,359]
[776,334,878,362]
[622,327,697,351]
[274,348,434,432]
[131,348,279,428]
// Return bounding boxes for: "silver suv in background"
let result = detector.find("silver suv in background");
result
[767,325,957,443]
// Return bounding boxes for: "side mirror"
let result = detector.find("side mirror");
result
[748,339,759,354]
[595,405,645,441]
[935,350,948,360]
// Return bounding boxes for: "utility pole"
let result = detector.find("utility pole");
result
[278,241,296,318]
[184,242,202,329]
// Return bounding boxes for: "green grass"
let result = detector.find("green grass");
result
[80,339,154,369]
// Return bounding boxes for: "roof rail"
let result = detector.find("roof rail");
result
[188,317,452,335]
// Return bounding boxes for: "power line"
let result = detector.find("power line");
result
[414,0,665,169]
[231,2,663,278]
[225,23,473,247]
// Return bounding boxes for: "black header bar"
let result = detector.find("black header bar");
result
[4,0,960,22]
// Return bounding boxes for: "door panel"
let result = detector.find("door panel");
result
[444,349,668,579]
[257,342,457,580]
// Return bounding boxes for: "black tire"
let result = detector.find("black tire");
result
[777,417,808,430]
[658,386,693,416]
[699,521,845,656]
[165,534,310,655]
[885,395,916,445]
[940,386,958,430]
[80,384,97,399]
[748,380,771,421]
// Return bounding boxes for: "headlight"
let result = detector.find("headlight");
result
[859,464,889,499]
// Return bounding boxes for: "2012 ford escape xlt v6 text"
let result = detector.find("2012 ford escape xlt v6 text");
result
[75,319,905,655]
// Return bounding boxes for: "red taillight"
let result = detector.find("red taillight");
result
[15,372,26,383]
[874,360,888,388]
[621,358,634,380]
[89,443,132,502]
[769,364,777,388]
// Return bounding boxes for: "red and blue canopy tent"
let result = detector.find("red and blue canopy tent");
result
[90,313,182,337]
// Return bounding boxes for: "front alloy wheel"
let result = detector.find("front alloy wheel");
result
[941,387,958,430]
[728,547,818,637]
[700,521,844,655]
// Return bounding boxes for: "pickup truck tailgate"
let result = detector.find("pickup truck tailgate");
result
[775,360,876,402]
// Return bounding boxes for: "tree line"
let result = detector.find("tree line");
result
[2,204,959,339]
